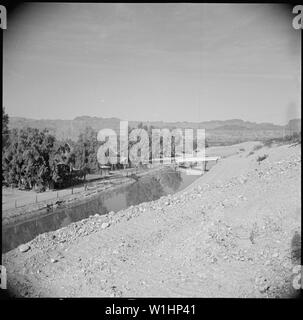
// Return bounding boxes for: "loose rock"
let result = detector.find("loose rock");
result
[101,222,110,229]
[19,244,31,253]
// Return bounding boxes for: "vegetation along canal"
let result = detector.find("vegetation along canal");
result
[2,167,200,252]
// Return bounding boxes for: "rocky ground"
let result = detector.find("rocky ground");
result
[2,142,301,298]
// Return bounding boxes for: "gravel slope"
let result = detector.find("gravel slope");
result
[2,142,301,298]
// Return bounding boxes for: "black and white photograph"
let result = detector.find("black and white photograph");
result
[1,2,301,301]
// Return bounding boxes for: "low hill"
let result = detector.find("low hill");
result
[8,116,300,146]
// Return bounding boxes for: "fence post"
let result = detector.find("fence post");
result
[57,191,59,198]
[35,194,38,203]
[15,200,17,208]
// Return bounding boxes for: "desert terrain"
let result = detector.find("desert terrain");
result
[2,141,301,298]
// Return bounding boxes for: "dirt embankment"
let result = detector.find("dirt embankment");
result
[2,166,168,226]
[2,142,301,298]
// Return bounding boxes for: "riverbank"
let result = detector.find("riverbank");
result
[2,142,251,225]
[2,166,196,253]
[2,165,173,226]
[2,142,252,225]
[2,141,301,297]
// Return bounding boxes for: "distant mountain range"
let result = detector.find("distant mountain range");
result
[8,116,301,146]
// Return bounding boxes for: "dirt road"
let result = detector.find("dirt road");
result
[2,142,301,297]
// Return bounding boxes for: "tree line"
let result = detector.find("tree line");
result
[2,108,101,191]
[2,108,206,192]
[1,111,166,191]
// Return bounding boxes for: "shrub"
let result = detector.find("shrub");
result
[263,139,274,148]
[257,154,268,163]
[263,132,301,147]
[249,222,259,244]
[253,144,263,151]
[247,151,254,157]
[239,148,245,152]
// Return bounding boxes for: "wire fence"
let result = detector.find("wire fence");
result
[3,164,168,210]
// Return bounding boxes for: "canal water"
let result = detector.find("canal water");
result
[2,167,199,252]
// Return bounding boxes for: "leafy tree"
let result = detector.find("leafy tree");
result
[2,107,9,149]
[2,107,10,182]
[49,141,74,187]
[2,128,56,189]
[73,127,99,177]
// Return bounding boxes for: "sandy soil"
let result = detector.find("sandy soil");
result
[2,142,301,298]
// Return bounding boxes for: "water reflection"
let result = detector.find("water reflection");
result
[158,168,182,192]
[126,176,164,207]
[2,168,197,252]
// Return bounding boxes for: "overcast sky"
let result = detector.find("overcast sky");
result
[4,3,301,125]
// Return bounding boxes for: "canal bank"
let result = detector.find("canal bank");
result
[2,166,199,252]
[2,142,301,298]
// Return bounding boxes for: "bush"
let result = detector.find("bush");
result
[253,144,263,151]
[247,151,254,157]
[257,154,268,163]
[36,185,46,193]
[239,148,245,152]
[263,139,274,148]
[263,132,301,147]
